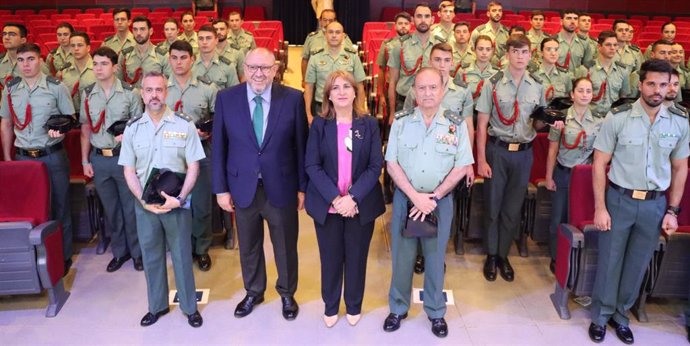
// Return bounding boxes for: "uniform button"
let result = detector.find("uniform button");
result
[258,152,262,156]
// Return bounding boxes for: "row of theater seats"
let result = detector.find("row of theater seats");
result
[0,6,265,22]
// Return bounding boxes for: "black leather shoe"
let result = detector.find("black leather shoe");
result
[383,312,408,332]
[234,295,264,318]
[187,310,203,328]
[483,255,498,281]
[550,259,556,274]
[140,308,170,327]
[63,259,72,277]
[281,296,299,320]
[133,257,144,271]
[414,255,425,274]
[107,254,132,272]
[429,317,448,338]
[197,254,211,272]
[588,323,606,343]
[608,319,634,344]
[497,257,514,282]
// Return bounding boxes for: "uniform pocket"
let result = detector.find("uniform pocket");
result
[162,139,185,164]
[658,137,679,156]
[435,143,457,172]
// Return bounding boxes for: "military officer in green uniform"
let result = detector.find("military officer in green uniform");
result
[375,12,411,121]
[577,13,599,59]
[119,71,205,328]
[80,46,143,273]
[116,17,166,89]
[383,67,473,338]
[166,40,217,271]
[301,9,353,87]
[663,69,684,106]
[470,1,509,59]
[527,11,547,56]
[450,22,476,78]
[455,35,498,103]
[475,35,562,283]
[304,21,366,122]
[387,3,444,119]
[531,37,573,102]
[59,32,96,113]
[45,23,74,76]
[178,12,199,56]
[643,22,676,61]
[588,59,689,344]
[156,18,180,58]
[0,23,28,90]
[227,11,256,55]
[192,25,239,91]
[101,9,136,55]
[213,19,245,81]
[0,43,76,271]
[629,39,674,98]
[429,1,455,42]
[554,10,594,73]
[613,20,643,73]
[574,31,631,116]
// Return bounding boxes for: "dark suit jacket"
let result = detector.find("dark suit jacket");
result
[212,82,308,209]
[304,115,385,226]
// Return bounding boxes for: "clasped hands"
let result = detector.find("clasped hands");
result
[409,192,438,222]
[332,194,358,218]
[142,191,181,214]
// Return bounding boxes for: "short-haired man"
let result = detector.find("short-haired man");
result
[81,46,143,273]
[192,25,239,90]
[59,31,96,113]
[119,71,205,328]
[589,59,688,344]
[613,20,643,72]
[213,19,245,81]
[470,1,509,60]
[629,39,673,98]
[430,1,455,42]
[156,18,180,59]
[46,22,74,76]
[554,10,594,72]
[0,23,28,89]
[0,43,76,272]
[227,11,256,54]
[526,10,547,55]
[301,9,353,87]
[531,37,573,103]
[177,12,199,56]
[375,12,411,121]
[101,8,135,54]
[166,40,218,271]
[450,22,476,77]
[577,12,599,56]
[117,16,166,88]
[663,69,683,106]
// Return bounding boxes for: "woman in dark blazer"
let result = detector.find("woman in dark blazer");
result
[305,70,385,328]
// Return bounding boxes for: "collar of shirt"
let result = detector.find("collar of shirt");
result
[68,58,94,75]
[246,82,273,106]
[168,76,198,90]
[629,100,670,119]
[500,69,534,87]
[566,106,594,123]
[195,53,221,67]
[141,106,176,125]
[92,78,125,97]
[18,73,49,91]
[57,46,72,58]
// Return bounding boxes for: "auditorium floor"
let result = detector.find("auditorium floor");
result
[0,47,687,345]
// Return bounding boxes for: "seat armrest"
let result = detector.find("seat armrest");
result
[29,221,59,246]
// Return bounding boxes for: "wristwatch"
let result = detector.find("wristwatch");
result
[175,195,187,207]
[666,205,681,216]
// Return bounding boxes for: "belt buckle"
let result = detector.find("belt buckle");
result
[101,149,113,157]
[508,143,520,152]
[27,149,41,158]
[632,190,647,200]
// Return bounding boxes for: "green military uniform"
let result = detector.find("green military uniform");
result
[455,61,498,102]
[470,22,509,58]
[0,74,76,261]
[581,32,598,60]
[101,32,136,55]
[227,29,256,54]
[165,76,217,257]
[154,43,173,79]
[575,59,631,116]
[430,24,454,43]
[59,59,96,113]
[191,54,240,90]
[451,45,476,78]
[80,79,143,261]
[46,46,73,76]
[305,46,366,114]
[302,29,354,63]
[475,70,546,258]
[531,64,573,102]
[376,37,400,70]
[118,107,205,316]
[117,45,167,89]
[155,40,173,57]
[591,100,690,328]
[177,32,200,56]
[0,52,19,90]
[403,78,474,120]
[385,107,473,319]
[554,32,594,73]
[676,65,690,91]
[615,44,643,73]
[546,106,605,259]
[527,29,549,54]
[217,43,245,80]
[387,33,446,103]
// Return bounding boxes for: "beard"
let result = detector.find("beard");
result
[642,93,664,107]
[135,36,150,45]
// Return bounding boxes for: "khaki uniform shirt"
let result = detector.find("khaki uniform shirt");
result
[470,22,509,58]
[547,106,604,167]
[101,32,136,55]
[117,45,166,88]
[305,47,366,103]
[191,53,240,90]
[46,46,73,76]
[164,76,217,124]
[574,59,631,116]
[59,59,96,113]
[404,78,474,119]
[387,32,446,96]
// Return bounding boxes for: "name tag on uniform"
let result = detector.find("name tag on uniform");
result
[163,131,188,139]
[632,190,647,200]
[508,143,520,152]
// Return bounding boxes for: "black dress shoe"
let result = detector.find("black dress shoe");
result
[429,317,448,338]
[383,312,408,332]
[550,259,556,274]
[140,308,170,327]
[497,257,514,282]
[107,254,132,272]
[133,257,144,271]
[588,323,606,343]
[281,296,299,320]
[63,259,73,277]
[197,254,212,271]
[187,310,203,328]
[414,255,425,274]
[234,295,264,318]
[608,319,634,344]
[483,255,498,281]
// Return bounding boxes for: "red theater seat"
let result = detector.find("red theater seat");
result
[244,6,265,21]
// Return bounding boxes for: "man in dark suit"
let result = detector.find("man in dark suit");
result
[212,47,309,321]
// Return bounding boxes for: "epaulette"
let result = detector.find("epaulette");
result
[230,42,240,50]
[84,83,95,95]
[584,59,596,68]
[529,72,543,84]
[611,102,633,114]
[121,46,134,56]
[46,75,61,85]
[434,34,447,43]
[121,82,134,91]
[6,76,21,88]
[60,62,72,71]
[307,31,318,38]
[310,47,325,55]
[399,34,411,43]
[592,111,607,118]
[444,109,465,125]
[219,55,232,65]
[680,66,690,73]
[500,24,509,32]
[197,76,212,85]
[244,29,253,36]
[669,104,688,118]
[126,114,142,126]
[489,71,504,85]
[103,35,115,42]
[344,46,357,54]
[614,61,627,69]
[453,77,467,88]
[476,24,486,32]
[576,33,588,41]
[629,45,640,52]
[461,62,470,69]
[155,45,167,56]
[527,64,538,73]
[0,52,6,60]
[556,66,568,73]
[174,111,193,122]
[383,37,395,44]
[50,48,58,55]
[394,108,413,120]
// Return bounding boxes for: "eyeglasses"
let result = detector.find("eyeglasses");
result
[245,64,274,74]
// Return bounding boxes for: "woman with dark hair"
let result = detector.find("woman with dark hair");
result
[304,70,385,327]
[533,37,573,103]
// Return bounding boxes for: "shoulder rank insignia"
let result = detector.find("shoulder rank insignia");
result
[174,111,193,122]
[611,102,633,114]
[60,62,72,71]
[103,35,115,42]
[310,47,325,55]
[394,108,413,120]
[434,34,447,43]
[197,76,212,85]
[50,48,58,55]
[307,31,318,38]
[84,82,96,95]
[155,45,168,56]
[584,59,596,68]
[121,82,134,91]
[383,37,395,44]
[614,61,627,69]
[489,71,504,85]
[219,55,232,65]
[344,46,357,54]
[121,46,134,56]
[399,34,411,43]
[629,45,640,52]
[670,104,689,118]
[46,75,61,85]
[461,62,470,69]
[453,77,467,88]
[6,76,21,88]
[126,114,142,126]
[444,109,465,125]
[529,72,543,84]
[556,66,568,73]
[244,30,253,36]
